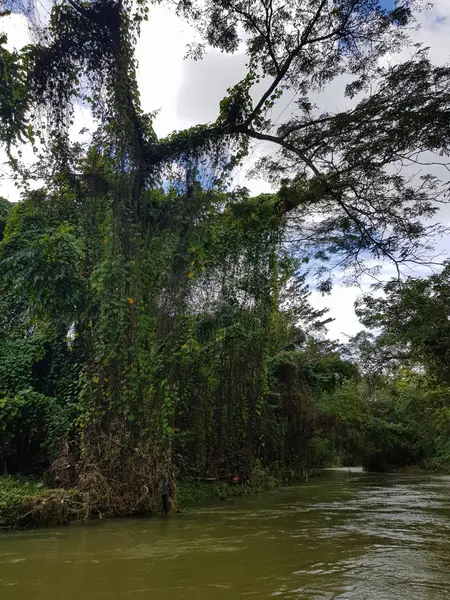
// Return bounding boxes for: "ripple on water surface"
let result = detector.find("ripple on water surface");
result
[1,472,450,599]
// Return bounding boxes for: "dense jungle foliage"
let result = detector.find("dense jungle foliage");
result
[1,0,450,522]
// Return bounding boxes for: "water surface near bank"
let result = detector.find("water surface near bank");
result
[1,470,450,599]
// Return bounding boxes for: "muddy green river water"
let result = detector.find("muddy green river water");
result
[1,470,450,599]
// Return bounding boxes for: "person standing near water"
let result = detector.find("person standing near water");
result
[162,478,169,514]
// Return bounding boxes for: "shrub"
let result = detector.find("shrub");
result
[0,389,73,474]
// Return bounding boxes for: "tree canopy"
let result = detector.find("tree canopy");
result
[2,1,449,273]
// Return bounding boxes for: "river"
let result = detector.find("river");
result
[1,470,450,599]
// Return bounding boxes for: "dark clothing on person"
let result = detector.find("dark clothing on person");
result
[162,479,169,514]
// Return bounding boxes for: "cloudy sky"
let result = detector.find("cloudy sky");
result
[2,0,450,340]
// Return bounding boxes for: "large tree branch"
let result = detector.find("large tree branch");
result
[64,0,93,19]
[227,0,281,74]
[233,124,403,265]
[245,0,340,127]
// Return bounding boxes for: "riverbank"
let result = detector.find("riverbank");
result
[178,466,279,508]
[0,476,83,529]
[0,465,280,529]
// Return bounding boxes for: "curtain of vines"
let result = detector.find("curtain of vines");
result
[1,162,329,506]
[0,0,339,513]
[171,193,286,479]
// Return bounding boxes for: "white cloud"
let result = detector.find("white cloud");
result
[311,286,364,341]
[136,5,196,136]
[1,11,29,49]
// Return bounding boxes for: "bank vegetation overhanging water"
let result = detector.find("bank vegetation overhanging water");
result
[2,458,450,530]
[0,464,283,529]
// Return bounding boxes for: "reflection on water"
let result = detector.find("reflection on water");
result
[1,472,450,599]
